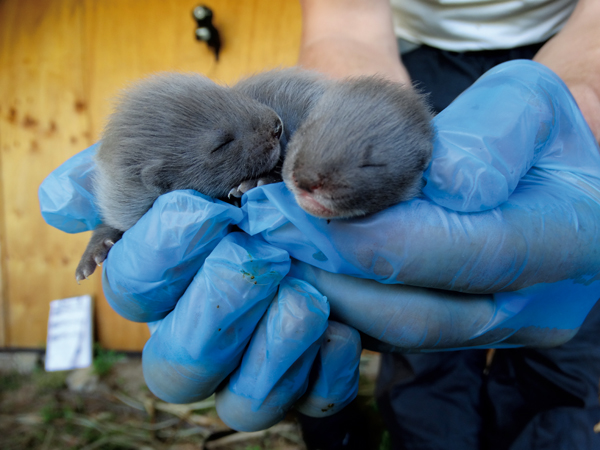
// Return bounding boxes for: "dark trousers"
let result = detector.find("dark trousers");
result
[377,300,600,449]
[298,42,600,450]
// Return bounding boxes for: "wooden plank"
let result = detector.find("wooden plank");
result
[0,0,302,350]
[0,102,6,346]
[0,0,95,349]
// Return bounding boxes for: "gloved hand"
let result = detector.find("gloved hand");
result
[239,60,600,349]
[39,164,362,431]
[38,59,600,430]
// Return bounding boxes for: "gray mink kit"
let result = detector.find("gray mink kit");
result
[75,68,434,282]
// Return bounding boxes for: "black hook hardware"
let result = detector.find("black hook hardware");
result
[192,5,221,61]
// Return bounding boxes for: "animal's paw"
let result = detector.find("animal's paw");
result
[75,238,115,283]
[75,225,123,283]
[228,175,280,198]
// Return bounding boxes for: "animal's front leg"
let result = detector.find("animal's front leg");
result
[76,224,124,283]
[228,174,281,198]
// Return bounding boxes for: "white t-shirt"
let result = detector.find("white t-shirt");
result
[390,0,578,51]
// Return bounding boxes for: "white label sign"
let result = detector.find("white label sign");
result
[45,295,93,372]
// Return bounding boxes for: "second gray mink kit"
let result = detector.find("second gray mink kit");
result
[76,68,434,282]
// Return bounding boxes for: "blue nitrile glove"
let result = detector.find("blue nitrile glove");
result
[38,59,600,429]
[237,60,600,348]
[39,156,362,429]
[139,231,360,429]
[215,278,360,431]
[38,143,102,233]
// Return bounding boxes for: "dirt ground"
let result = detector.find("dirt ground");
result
[0,350,384,450]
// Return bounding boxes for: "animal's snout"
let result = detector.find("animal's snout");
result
[295,174,323,194]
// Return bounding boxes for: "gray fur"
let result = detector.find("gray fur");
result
[95,72,283,232]
[233,68,329,152]
[282,76,433,218]
[76,69,433,281]
[77,72,283,281]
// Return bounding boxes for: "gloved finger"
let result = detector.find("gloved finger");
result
[102,190,244,322]
[142,232,290,403]
[290,261,597,350]
[38,144,101,233]
[238,59,600,294]
[215,277,329,432]
[294,321,361,418]
[240,174,600,294]
[423,60,600,212]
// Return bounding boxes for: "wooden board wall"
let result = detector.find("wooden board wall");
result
[0,0,302,350]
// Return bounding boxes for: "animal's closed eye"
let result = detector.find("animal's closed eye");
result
[211,137,235,153]
[360,145,386,168]
[359,162,387,168]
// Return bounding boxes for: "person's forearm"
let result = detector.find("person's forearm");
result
[298,0,411,84]
[534,0,600,143]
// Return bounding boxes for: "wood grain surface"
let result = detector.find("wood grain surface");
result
[0,0,302,350]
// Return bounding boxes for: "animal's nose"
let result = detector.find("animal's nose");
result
[272,119,283,140]
[295,175,323,193]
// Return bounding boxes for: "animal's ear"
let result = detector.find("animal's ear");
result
[141,161,172,194]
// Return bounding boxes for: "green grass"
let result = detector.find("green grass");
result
[0,371,23,392]
[379,430,391,450]
[92,344,125,377]
[32,367,68,392]
[40,402,75,423]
